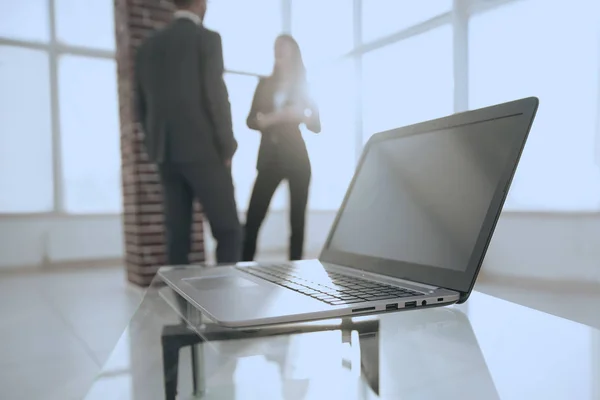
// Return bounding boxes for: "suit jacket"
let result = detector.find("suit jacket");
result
[134,18,237,164]
[246,77,321,172]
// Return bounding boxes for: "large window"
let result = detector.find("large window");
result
[292,0,357,210]
[225,74,287,211]
[362,0,452,43]
[0,46,54,213]
[204,0,282,75]
[207,3,287,211]
[362,25,454,142]
[469,0,600,211]
[0,1,49,43]
[304,60,358,210]
[0,0,118,214]
[210,0,358,212]
[58,56,121,213]
[54,0,116,51]
[291,0,354,70]
[4,0,599,216]
[359,0,600,213]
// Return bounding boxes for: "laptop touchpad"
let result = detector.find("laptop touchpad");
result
[183,276,259,290]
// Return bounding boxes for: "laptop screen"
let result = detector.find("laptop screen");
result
[327,115,523,274]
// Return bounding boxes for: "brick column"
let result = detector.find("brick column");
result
[114,0,205,286]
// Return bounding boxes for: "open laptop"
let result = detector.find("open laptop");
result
[159,97,539,328]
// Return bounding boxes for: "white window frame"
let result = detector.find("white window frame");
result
[0,0,272,217]
[343,0,600,213]
[0,0,115,216]
[3,0,597,216]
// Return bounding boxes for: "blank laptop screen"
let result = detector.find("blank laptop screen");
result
[328,115,522,272]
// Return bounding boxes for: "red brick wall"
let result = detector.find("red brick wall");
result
[114,0,205,286]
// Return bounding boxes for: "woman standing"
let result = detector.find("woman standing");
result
[243,34,321,261]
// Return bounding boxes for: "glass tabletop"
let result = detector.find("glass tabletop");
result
[85,266,600,400]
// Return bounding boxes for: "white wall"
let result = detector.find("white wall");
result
[1,212,599,285]
[0,211,331,270]
[483,213,600,283]
[0,215,124,268]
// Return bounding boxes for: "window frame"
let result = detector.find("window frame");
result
[2,0,597,215]
[348,0,600,214]
[0,0,278,216]
[0,0,115,216]
[465,0,600,212]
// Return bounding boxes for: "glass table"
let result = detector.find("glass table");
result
[85,265,600,400]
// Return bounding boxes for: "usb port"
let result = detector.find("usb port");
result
[405,301,417,308]
[385,303,398,310]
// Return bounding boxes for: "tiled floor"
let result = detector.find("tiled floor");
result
[0,260,598,400]
[0,267,142,400]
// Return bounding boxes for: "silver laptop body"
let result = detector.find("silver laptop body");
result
[159,97,539,328]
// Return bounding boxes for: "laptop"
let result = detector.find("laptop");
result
[159,97,539,328]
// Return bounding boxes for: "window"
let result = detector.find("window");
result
[204,0,282,75]
[362,25,454,143]
[291,0,357,210]
[291,0,354,69]
[0,0,49,43]
[362,0,452,44]
[225,74,287,211]
[54,0,116,50]
[58,56,121,213]
[304,59,357,210]
[469,0,600,211]
[0,0,119,215]
[0,46,54,213]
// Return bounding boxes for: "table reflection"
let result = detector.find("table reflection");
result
[88,287,600,400]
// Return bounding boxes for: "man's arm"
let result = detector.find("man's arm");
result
[200,31,237,161]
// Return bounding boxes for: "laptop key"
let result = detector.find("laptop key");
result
[338,295,360,301]
[288,284,305,291]
[362,290,383,295]
[360,284,379,289]
[301,289,320,295]
[343,285,362,290]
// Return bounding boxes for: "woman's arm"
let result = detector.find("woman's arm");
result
[304,101,321,134]
[247,79,266,131]
[247,79,289,131]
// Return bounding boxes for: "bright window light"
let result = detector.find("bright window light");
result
[469,0,600,211]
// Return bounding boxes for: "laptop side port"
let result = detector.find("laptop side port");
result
[352,306,376,313]
[385,303,398,310]
[405,301,417,308]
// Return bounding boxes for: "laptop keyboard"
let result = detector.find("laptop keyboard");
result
[236,264,423,306]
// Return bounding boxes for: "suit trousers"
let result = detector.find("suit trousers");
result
[158,163,242,265]
[242,165,311,262]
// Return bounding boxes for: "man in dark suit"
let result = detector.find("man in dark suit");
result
[134,0,242,265]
